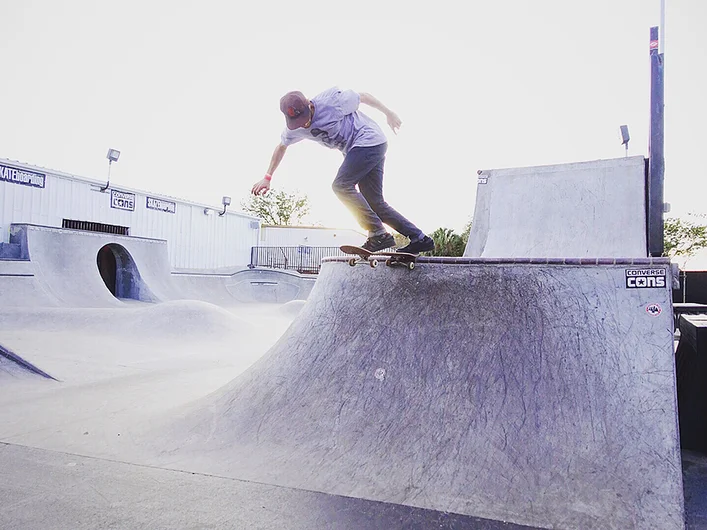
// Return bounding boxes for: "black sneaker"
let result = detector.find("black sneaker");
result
[397,235,435,254]
[361,233,396,253]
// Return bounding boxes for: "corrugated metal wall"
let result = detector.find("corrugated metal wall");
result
[0,159,260,269]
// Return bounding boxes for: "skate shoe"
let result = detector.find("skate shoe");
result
[361,233,396,253]
[396,236,435,255]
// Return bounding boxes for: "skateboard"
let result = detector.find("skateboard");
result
[339,245,418,270]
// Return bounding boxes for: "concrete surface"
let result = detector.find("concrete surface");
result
[0,252,700,529]
[465,157,648,258]
[0,444,540,530]
[0,443,536,530]
[152,257,684,530]
[0,224,315,308]
[171,268,316,305]
[2,444,704,530]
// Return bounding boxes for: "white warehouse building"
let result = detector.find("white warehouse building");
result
[260,225,365,248]
[0,158,261,270]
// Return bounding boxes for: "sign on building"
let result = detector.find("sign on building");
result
[0,164,46,188]
[110,190,135,211]
[146,196,176,214]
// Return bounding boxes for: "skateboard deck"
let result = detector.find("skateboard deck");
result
[339,245,418,270]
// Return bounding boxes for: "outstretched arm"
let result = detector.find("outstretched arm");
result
[252,143,288,195]
[359,92,402,134]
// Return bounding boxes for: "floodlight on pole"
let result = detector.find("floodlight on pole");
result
[219,196,232,216]
[619,125,630,157]
[100,148,121,192]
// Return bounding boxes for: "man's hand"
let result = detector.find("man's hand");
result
[386,111,402,135]
[251,177,271,195]
[254,144,287,195]
[359,92,402,135]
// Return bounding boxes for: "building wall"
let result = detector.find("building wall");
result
[260,226,365,247]
[0,158,260,269]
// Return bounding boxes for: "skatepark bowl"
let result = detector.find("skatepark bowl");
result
[1,254,706,529]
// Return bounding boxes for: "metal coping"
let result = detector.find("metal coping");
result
[322,256,672,266]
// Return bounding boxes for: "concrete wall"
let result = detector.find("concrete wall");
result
[466,156,648,258]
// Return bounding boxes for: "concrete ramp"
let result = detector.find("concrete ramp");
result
[0,224,315,308]
[0,259,62,307]
[171,268,316,305]
[162,257,684,529]
[465,157,648,258]
[10,224,166,307]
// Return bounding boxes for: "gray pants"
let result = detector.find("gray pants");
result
[331,143,423,240]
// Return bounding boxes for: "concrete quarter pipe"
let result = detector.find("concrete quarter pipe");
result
[162,256,684,530]
[466,157,648,258]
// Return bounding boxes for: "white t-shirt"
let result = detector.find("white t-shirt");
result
[280,87,387,154]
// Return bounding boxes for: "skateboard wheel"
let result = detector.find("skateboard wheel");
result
[385,259,392,267]
[370,259,379,268]
[407,262,415,271]
[348,258,357,267]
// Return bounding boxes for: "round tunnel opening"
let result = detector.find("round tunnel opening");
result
[97,245,118,296]
[96,243,146,301]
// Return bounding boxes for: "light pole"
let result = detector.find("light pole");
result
[100,148,121,192]
[619,125,630,157]
[660,0,666,54]
[219,196,232,216]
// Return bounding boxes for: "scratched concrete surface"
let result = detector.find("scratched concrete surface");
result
[153,258,684,530]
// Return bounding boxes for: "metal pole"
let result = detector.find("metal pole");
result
[100,160,112,192]
[660,0,666,54]
[648,26,665,257]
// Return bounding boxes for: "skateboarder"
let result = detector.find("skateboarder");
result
[251,88,435,254]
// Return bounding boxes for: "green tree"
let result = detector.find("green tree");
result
[460,220,472,250]
[393,221,472,256]
[664,217,707,257]
[241,189,311,226]
[428,227,466,257]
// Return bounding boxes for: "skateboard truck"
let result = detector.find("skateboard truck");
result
[340,246,417,271]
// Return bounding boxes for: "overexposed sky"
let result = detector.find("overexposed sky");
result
[1,0,704,235]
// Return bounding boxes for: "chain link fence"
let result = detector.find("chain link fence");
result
[249,246,347,274]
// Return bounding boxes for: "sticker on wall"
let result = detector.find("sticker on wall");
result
[110,190,135,211]
[626,268,667,289]
[0,164,45,189]
[146,196,176,214]
[645,303,662,317]
[478,176,488,184]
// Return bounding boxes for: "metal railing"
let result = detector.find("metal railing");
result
[249,246,346,274]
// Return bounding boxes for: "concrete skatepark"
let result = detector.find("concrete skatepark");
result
[1,157,706,529]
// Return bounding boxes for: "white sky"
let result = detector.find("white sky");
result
[1,0,705,235]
